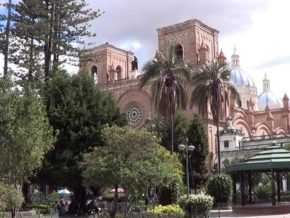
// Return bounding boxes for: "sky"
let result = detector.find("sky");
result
[0,0,290,99]
[84,0,290,99]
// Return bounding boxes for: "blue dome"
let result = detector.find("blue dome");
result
[230,68,255,87]
[258,91,282,108]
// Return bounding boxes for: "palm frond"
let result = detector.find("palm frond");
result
[140,60,161,88]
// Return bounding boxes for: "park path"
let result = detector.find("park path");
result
[210,209,290,218]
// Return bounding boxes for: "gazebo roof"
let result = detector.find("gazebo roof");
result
[226,147,290,172]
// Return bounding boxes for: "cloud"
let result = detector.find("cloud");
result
[255,55,290,69]
[86,0,267,67]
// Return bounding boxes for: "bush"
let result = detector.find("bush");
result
[207,174,232,204]
[28,204,49,214]
[147,204,185,217]
[178,194,213,218]
[255,183,271,201]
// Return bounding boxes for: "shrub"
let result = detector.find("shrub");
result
[255,183,271,201]
[147,204,185,217]
[178,194,213,218]
[207,174,232,204]
[28,204,49,214]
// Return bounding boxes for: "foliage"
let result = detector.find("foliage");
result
[37,71,126,213]
[47,191,59,207]
[0,0,102,82]
[187,115,209,192]
[255,183,271,201]
[140,44,190,153]
[191,60,240,173]
[83,125,183,216]
[178,193,213,218]
[0,182,24,218]
[0,79,54,187]
[149,111,189,152]
[206,174,232,204]
[254,173,272,201]
[28,204,49,214]
[147,204,185,217]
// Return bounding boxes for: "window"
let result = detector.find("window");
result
[91,66,98,84]
[224,140,229,148]
[116,65,122,80]
[175,44,183,59]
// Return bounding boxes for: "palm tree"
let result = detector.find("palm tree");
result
[190,60,239,174]
[140,45,190,153]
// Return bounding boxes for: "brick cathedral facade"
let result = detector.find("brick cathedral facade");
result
[81,19,290,165]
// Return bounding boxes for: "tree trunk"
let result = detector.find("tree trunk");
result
[69,185,87,215]
[216,115,221,174]
[3,0,12,77]
[44,0,55,80]
[110,185,118,218]
[22,183,31,207]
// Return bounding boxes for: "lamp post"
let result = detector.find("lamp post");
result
[178,143,195,198]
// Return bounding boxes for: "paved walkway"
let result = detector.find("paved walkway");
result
[210,209,290,218]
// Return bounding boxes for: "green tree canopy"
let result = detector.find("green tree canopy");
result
[187,115,209,193]
[37,71,126,213]
[83,125,183,216]
[0,80,54,187]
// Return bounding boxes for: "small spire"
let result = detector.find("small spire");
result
[263,73,270,92]
[231,46,240,68]
[217,50,226,65]
[283,93,289,101]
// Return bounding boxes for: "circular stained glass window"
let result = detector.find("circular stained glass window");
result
[127,105,142,124]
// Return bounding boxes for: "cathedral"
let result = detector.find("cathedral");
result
[81,19,290,165]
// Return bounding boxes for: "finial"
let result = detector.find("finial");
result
[233,44,236,54]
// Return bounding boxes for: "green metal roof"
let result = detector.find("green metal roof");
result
[226,147,290,172]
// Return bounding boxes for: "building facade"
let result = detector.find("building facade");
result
[81,19,290,167]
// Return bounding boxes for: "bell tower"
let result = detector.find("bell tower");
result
[156,19,219,67]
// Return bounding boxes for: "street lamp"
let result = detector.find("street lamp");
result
[178,143,195,198]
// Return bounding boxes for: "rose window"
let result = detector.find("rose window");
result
[127,106,142,124]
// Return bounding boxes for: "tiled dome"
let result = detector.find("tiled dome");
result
[258,92,282,108]
[229,48,255,88]
[258,74,282,109]
[230,68,255,87]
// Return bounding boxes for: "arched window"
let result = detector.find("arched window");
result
[175,44,183,59]
[116,66,122,80]
[91,66,98,84]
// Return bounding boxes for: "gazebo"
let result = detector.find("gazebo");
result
[226,147,290,214]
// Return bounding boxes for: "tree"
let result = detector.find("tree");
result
[190,60,239,174]
[148,111,188,205]
[187,115,209,193]
[149,111,189,152]
[0,0,15,77]
[140,45,190,153]
[83,125,183,218]
[37,71,126,214]
[42,0,102,79]
[0,183,23,218]
[12,0,48,83]
[0,79,54,218]
[0,0,102,82]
